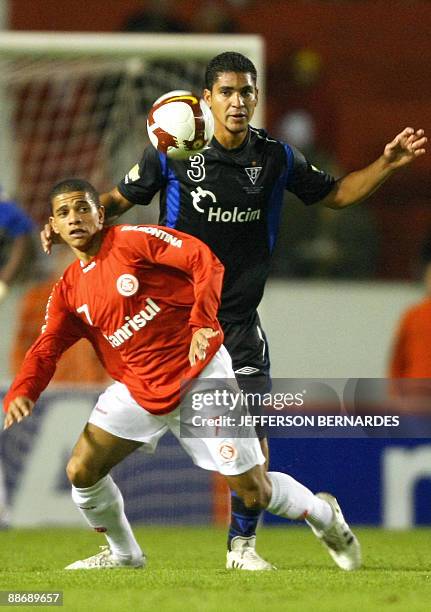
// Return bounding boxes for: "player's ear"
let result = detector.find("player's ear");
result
[203,88,211,108]
[97,204,105,226]
[254,86,259,105]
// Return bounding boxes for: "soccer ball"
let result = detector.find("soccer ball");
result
[147,90,214,160]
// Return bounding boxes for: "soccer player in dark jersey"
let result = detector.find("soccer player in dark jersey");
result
[7,180,362,571]
[41,53,427,570]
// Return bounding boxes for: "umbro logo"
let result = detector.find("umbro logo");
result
[245,167,262,185]
[235,366,260,375]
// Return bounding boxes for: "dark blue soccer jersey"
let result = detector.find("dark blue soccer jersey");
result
[118,127,335,322]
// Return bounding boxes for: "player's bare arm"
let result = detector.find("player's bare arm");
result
[321,127,427,210]
[189,328,220,366]
[3,396,34,430]
[99,188,135,223]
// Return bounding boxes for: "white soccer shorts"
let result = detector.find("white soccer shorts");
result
[88,345,266,476]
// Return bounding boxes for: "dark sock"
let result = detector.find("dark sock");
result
[227,492,262,551]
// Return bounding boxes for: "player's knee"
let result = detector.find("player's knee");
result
[240,486,269,510]
[236,478,271,510]
[66,456,100,488]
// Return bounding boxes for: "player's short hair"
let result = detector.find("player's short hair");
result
[50,178,100,207]
[205,52,257,90]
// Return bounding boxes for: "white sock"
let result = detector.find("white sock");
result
[267,471,333,530]
[71,475,142,561]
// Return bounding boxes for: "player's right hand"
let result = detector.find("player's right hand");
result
[3,397,35,429]
[189,328,220,366]
[40,222,63,254]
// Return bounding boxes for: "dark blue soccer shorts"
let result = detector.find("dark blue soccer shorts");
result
[220,311,271,439]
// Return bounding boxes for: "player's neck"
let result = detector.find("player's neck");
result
[214,126,248,150]
[71,232,103,264]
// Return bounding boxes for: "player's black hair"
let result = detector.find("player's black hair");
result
[50,178,100,208]
[205,52,257,90]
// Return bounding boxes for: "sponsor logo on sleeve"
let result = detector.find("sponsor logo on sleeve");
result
[121,225,182,247]
[125,163,140,183]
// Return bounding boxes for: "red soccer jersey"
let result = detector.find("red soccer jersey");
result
[4,225,224,414]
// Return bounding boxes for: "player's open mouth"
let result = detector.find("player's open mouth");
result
[69,229,86,237]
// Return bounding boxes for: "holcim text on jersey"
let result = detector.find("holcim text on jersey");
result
[206,206,261,223]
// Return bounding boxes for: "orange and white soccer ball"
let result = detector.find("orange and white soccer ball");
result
[147,90,214,160]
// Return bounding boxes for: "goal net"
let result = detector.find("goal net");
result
[0,32,264,225]
[0,32,264,527]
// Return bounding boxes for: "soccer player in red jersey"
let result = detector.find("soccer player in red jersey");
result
[7,179,361,570]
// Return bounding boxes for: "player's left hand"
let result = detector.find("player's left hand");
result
[40,221,64,255]
[383,127,427,169]
[189,328,220,366]
[3,396,35,430]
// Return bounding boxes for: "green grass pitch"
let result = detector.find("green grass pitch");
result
[0,526,430,611]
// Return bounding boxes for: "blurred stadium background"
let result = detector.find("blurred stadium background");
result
[0,1,430,531]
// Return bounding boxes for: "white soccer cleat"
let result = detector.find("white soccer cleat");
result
[226,536,276,571]
[64,546,145,570]
[309,493,361,571]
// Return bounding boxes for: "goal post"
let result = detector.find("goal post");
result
[0,32,265,222]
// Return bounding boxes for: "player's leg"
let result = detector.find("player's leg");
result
[66,422,144,569]
[221,312,273,569]
[175,355,360,572]
[224,464,361,571]
[65,382,168,570]
[227,382,270,569]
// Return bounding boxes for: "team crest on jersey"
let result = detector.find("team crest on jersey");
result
[218,442,238,462]
[245,166,262,185]
[116,274,139,296]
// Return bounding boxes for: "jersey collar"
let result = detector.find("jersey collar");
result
[211,129,251,154]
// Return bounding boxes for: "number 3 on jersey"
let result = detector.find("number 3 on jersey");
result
[77,303,93,325]
[187,153,205,182]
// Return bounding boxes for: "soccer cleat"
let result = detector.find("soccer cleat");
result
[309,493,361,571]
[226,536,276,571]
[64,546,145,570]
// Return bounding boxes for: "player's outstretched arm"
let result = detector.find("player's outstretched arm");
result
[321,127,427,210]
[383,127,427,168]
[189,328,220,366]
[3,397,35,430]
